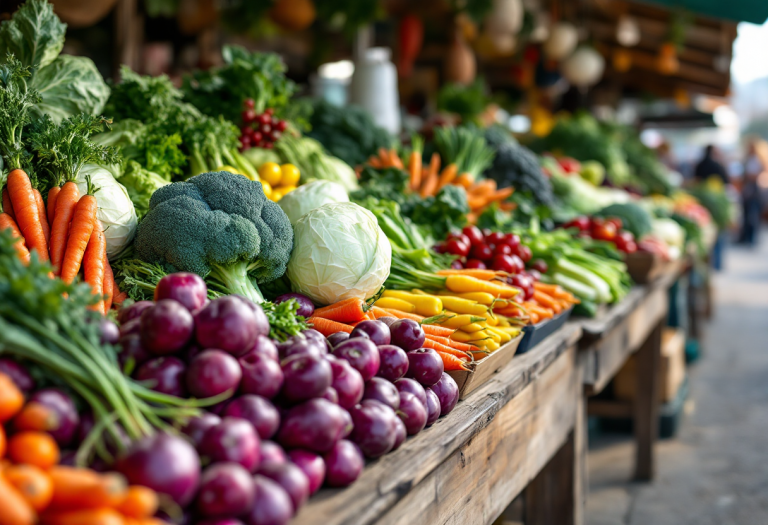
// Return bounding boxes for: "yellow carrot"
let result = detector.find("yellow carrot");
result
[438,296,489,316]
[381,290,443,317]
[374,297,416,313]
[435,313,486,329]
[445,275,519,298]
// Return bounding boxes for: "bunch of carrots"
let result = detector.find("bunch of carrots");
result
[0,372,162,525]
[0,168,121,314]
[363,146,515,221]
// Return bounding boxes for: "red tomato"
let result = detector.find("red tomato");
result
[606,217,623,230]
[509,255,525,274]
[465,259,487,269]
[240,134,252,147]
[558,157,581,173]
[462,226,484,246]
[502,233,521,248]
[450,259,464,269]
[491,255,515,272]
[258,114,271,125]
[470,243,493,261]
[509,274,534,299]
[275,120,288,132]
[252,131,263,143]
[448,232,471,246]
[481,228,492,237]
[515,245,533,263]
[564,216,590,232]
[530,259,548,274]
[445,239,470,257]
[242,109,257,123]
[616,230,635,244]
[592,222,617,241]
[527,269,542,282]
[494,244,513,256]
[485,232,505,245]
[244,98,255,109]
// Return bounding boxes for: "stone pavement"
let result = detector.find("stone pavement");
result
[586,236,768,525]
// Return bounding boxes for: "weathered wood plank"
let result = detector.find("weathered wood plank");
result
[634,321,663,481]
[292,324,583,525]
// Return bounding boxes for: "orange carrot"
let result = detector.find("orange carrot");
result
[420,324,456,338]
[436,268,500,280]
[115,486,158,519]
[0,426,5,459]
[436,351,470,371]
[8,432,59,469]
[426,334,477,352]
[529,312,540,324]
[48,468,126,511]
[307,317,354,337]
[532,290,562,314]
[0,213,31,264]
[468,179,496,196]
[381,308,425,322]
[499,201,516,212]
[0,471,36,525]
[47,186,60,227]
[60,187,98,284]
[419,153,441,198]
[422,337,470,360]
[103,256,115,313]
[486,187,514,203]
[49,181,80,275]
[0,372,25,424]
[409,151,422,191]
[368,157,382,169]
[4,464,53,512]
[523,302,554,320]
[436,163,458,191]
[83,221,107,314]
[6,169,48,261]
[41,507,124,525]
[389,149,404,169]
[33,189,50,246]
[468,195,488,211]
[13,401,58,434]
[112,291,128,305]
[454,173,473,188]
[2,187,15,221]
[313,298,368,324]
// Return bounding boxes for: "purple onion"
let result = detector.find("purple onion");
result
[197,462,255,518]
[195,296,265,356]
[392,416,406,450]
[154,272,208,312]
[246,475,293,525]
[140,299,194,355]
[239,349,283,400]
[135,356,187,397]
[260,440,288,468]
[376,345,409,382]
[200,417,261,472]
[182,413,221,448]
[117,300,153,324]
[274,293,315,318]
[329,358,364,410]
[326,332,350,348]
[223,395,280,440]
[406,348,444,387]
[0,358,34,393]
[349,400,397,458]
[29,388,79,446]
[119,318,141,337]
[287,449,325,495]
[320,386,339,404]
[186,349,242,398]
[118,334,152,375]
[430,373,459,416]
[394,378,427,408]
[258,461,309,512]
[363,377,400,410]
[333,337,380,381]
[389,319,425,351]
[377,316,398,327]
[99,319,120,345]
[276,398,351,453]
[323,440,364,487]
[425,388,441,427]
[398,391,427,435]
[247,335,279,361]
[280,354,332,403]
[350,320,391,346]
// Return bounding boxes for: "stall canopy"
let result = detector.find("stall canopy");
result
[640,0,768,24]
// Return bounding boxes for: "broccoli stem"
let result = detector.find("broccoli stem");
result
[208,261,265,303]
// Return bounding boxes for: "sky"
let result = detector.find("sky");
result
[731,20,768,84]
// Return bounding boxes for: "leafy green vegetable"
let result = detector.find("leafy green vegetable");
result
[436,79,490,123]
[0,0,110,123]
[434,125,495,180]
[0,56,40,172]
[305,98,392,167]
[274,134,358,191]
[405,185,469,239]
[351,166,413,205]
[115,161,171,219]
[596,202,653,239]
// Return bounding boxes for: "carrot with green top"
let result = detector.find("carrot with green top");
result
[308,317,354,336]
[422,338,469,360]
[49,180,80,275]
[436,351,471,371]
[419,323,455,338]
[0,213,30,264]
[2,187,15,221]
[83,221,107,314]
[419,153,441,198]
[60,179,99,284]
[7,169,48,261]
[409,135,423,191]
[436,163,458,191]
[313,298,370,324]
[426,334,478,353]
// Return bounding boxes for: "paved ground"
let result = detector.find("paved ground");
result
[586,235,768,525]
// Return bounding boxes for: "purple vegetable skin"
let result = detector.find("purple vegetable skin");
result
[274,293,315,318]
[323,440,364,487]
[200,417,261,472]
[376,316,398,327]
[397,391,427,435]
[276,398,351,453]
[196,462,255,518]
[195,296,264,356]
[135,356,187,397]
[406,348,444,387]
[223,395,281,440]
[280,354,332,402]
[99,319,120,345]
[239,349,283,399]
[0,358,34,393]
[246,475,293,525]
[389,319,425,351]
[182,413,221,448]
[424,388,441,426]
[154,272,208,312]
[320,386,339,404]
[29,388,79,446]
[430,372,459,416]
[186,349,242,398]
[117,300,153,324]
[329,359,364,410]
[363,377,400,410]
[394,378,427,408]
[333,337,380,381]
[258,461,309,512]
[287,449,325,495]
[349,400,397,458]
[260,440,288,468]
[376,345,409,382]
[140,299,194,355]
[326,332,350,348]
[350,320,391,346]
[118,334,152,374]
[392,416,406,450]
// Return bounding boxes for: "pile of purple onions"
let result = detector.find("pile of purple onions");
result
[110,272,459,525]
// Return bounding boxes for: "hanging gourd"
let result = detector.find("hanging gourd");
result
[445,29,477,85]
[270,0,316,31]
[616,15,641,47]
[484,0,524,55]
[561,46,605,87]
[544,22,578,61]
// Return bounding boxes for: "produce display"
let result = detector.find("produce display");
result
[0,2,719,523]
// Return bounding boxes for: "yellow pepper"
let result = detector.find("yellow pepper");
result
[381,290,442,317]
[439,296,489,317]
[374,297,415,313]
[436,312,486,329]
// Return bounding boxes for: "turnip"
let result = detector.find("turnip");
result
[116,433,200,506]
[135,356,187,397]
[260,440,288,468]
[197,462,255,518]
[246,475,293,525]
[273,293,315,318]
[350,320,391,346]
[363,377,400,410]
[276,398,350,453]
[239,349,283,399]
[223,395,280,440]
[424,388,441,427]
[287,449,325,495]
[0,358,34,393]
[398,392,427,435]
[326,331,350,348]
[154,272,208,312]
[406,348,444,387]
[430,373,459,416]
[29,388,79,446]
[333,337,380,381]
[140,299,194,355]
[349,400,397,458]
[117,300,153,324]
[323,440,364,487]
[329,358,364,410]
[258,461,309,512]
[301,329,329,353]
[196,296,264,356]
[394,378,427,408]
[182,413,221,448]
[375,345,409,382]
[280,354,332,403]
[389,319,425,351]
[200,417,261,472]
[187,350,242,398]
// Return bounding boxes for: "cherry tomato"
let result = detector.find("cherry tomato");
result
[592,222,617,242]
[448,232,471,247]
[486,232,505,245]
[616,230,635,244]
[239,134,252,147]
[509,255,525,274]
[527,269,542,282]
[244,98,255,109]
[509,274,534,299]
[257,114,270,125]
[260,123,272,135]
[450,259,464,269]
[494,244,513,256]
[606,217,623,230]
[590,216,605,228]
[564,216,590,231]
[470,243,493,261]
[530,259,548,274]
[252,131,263,143]
[241,109,257,123]
[481,228,492,237]
[265,108,275,116]
[445,239,470,257]
[614,231,636,253]
[502,233,521,248]
[275,120,288,132]
[462,226,484,246]
[489,255,510,272]
[465,259,487,269]
[516,245,533,263]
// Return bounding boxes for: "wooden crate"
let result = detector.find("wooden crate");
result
[624,251,676,284]
[448,334,523,399]
[613,328,686,403]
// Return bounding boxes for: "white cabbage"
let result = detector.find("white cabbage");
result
[287,202,391,305]
[278,180,349,225]
[76,164,138,260]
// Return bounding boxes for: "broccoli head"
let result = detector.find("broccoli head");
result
[135,171,293,303]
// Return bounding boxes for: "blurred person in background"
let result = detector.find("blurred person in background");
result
[694,145,729,184]
[739,138,768,246]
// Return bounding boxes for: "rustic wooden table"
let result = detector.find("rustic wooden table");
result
[573,259,686,481]
[293,323,585,525]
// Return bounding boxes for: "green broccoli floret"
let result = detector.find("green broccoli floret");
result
[135,171,293,303]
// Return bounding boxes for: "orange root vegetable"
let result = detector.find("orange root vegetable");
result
[426,334,477,352]
[103,256,115,313]
[13,402,58,433]
[2,187,15,220]
[307,317,354,336]
[409,151,422,191]
[7,169,48,261]
[312,298,369,324]
[436,269,501,280]
[532,290,562,314]
[436,351,471,371]
[389,149,404,169]
[0,372,24,424]
[112,291,128,305]
[381,308,425,322]
[32,189,50,246]
[115,486,158,519]
[4,464,54,512]
[7,432,59,469]
[49,181,80,274]
[419,153,441,198]
[0,471,36,525]
[48,468,126,510]
[40,507,124,525]
[60,193,98,284]
[436,163,458,190]
[0,213,31,264]
[83,221,107,314]
[454,173,473,188]
[486,187,514,203]
[419,323,455,338]
[523,302,554,320]
[47,186,61,227]
[421,338,469,360]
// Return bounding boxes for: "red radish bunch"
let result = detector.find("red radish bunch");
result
[435,226,532,274]
[562,216,638,254]
[239,99,288,151]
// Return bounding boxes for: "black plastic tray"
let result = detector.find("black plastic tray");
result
[516,307,574,355]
